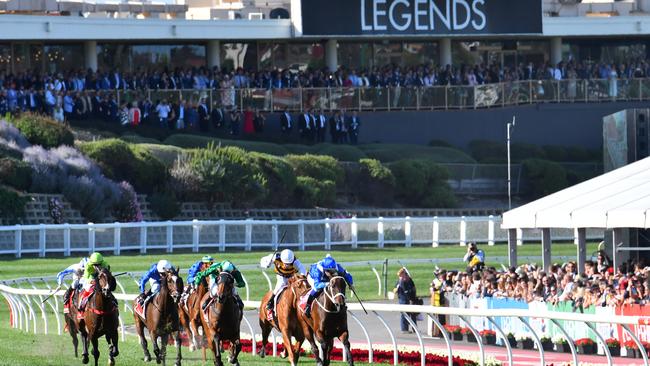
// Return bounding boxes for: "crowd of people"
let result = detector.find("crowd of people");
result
[429,243,649,311]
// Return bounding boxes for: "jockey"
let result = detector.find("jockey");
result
[78,252,110,311]
[260,249,306,320]
[180,255,214,304]
[304,254,353,319]
[57,257,89,305]
[194,260,245,312]
[137,259,173,307]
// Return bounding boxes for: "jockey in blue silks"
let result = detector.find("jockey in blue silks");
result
[56,257,88,305]
[137,259,173,307]
[303,254,353,318]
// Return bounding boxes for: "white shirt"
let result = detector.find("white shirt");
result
[156,104,171,118]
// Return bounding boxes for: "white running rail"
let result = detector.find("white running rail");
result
[0,216,603,258]
[0,281,647,366]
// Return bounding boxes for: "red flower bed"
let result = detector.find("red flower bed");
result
[605,338,620,347]
[624,340,639,349]
[479,330,496,337]
[575,338,595,346]
[444,325,462,334]
[460,327,472,335]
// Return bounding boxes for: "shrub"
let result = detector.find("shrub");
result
[79,139,167,194]
[148,189,181,220]
[0,158,32,190]
[357,159,395,206]
[120,133,161,145]
[285,154,344,185]
[428,139,453,148]
[249,152,296,207]
[0,187,29,224]
[605,338,620,347]
[164,134,290,156]
[137,143,184,167]
[390,159,456,208]
[294,176,336,207]
[362,144,475,163]
[468,140,506,163]
[313,144,367,162]
[112,181,143,222]
[542,145,569,162]
[522,159,569,198]
[13,113,74,148]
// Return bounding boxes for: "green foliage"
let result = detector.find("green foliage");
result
[294,176,336,207]
[428,139,454,148]
[358,159,395,206]
[360,144,475,163]
[468,140,506,163]
[390,159,457,208]
[0,158,32,191]
[13,113,74,148]
[0,187,29,224]
[137,144,184,167]
[120,133,161,145]
[285,154,344,185]
[164,134,290,156]
[249,152,296,207]
[522,159,569,198]
[79,139,167,194]
[148,189,181,220]
[313,144,368,162]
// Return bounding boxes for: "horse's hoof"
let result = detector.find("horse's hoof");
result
[174,362,181,366]
[156,358,162,365]
[257,348,265,358]
[108,359,115,366]
[82,355,89,364]
[189,344,195,352]
[144,355,151,362]
[280,349,288,359]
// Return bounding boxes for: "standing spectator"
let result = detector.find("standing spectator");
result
[608,64,618,98]
[329,110,341,143]
[339,110,348,144]
[128,102,141,126]
[174,99,185,130]
[347,110,360,145]
[253,108,265,133]
[118,103,129,125]
[229,107,241,136]
[394,267,418,334]
[155,99,171,129]
[185,102,198,130]
[53,104,65,123]
[280,106,293,136]
[464,243,485,273]
[63,92,75,121]
[243,106,255,135]
[211,102,224,129]
[316,109,327,143]
[198,98,210,132]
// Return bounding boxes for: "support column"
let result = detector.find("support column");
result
[84,41,97,72]
[577,228,586,274]
[439,38,452,67]
[541,228,552,272]
[207,40,221,70]
[326,39,338,71]
[508,229,517,267]
[612,228,627,271]
[550,37,562,66]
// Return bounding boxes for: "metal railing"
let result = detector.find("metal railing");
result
[0,216,605,258]
[114,78,650,112]
[1,279,648,366]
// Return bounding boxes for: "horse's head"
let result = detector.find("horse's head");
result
[326,272,347,308]
[216,271,234,304]
[289,273,310,292]
[96,267,116,297]
[164,267,183,303]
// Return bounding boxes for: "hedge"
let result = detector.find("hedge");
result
[470,139,601,163]
[522,159,569,198]
[360,144,476,163]
[79,139,167,194]
[0,187,29,224]
[285,154,344,185]
[389,159,456,208]
[164,134,290,156]
[0,158,32,191]
[249,152,297,207]
[13,113,74,148]
[357,159,395,206]
[294,176,336,207]
[313,144,368,162]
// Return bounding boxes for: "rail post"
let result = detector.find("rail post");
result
[219,219,226,252]
[113,224,121,255]
[192,219,199,252]
[245,219,253,251]
[432,216,439,247]
[351,216,358,249]
[377,217,385,248]
[38,224,46,258]
[88,222,95,254]
[139,223,147,254]
[324,218,331,250]
[516,228,523,246]
[63,224,70,257]
[271,220,279,249]
[166,221,173,253]
[488,215,495,246]
[404,216,412,247]
[460,216,467,246]
[382,258,388,299]
[298,220,305,251]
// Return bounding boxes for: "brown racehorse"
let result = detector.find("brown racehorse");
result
[133,267,184,366]
[178,278,208,352]
[299,275,353,366]
[258,273,319,366]
[76,267,120,366]
[200,271,242,366]
[64,287,81,358]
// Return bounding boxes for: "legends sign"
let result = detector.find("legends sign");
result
[300,0,542,36]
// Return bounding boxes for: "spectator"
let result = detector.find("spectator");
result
[243,105,255,135]
[394,267,418,334]
[464,243,485,273]
[229,107,241,136]
[155,99,171,129]
[253,108,265,133]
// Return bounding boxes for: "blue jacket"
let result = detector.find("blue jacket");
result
[139,264,161,293]
[187,260,203,285]
[308,262,353,291]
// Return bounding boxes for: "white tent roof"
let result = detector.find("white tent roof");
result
[502,157,650,229]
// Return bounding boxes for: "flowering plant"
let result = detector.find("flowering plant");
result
[460,327,472,336]
[479,330,496,337]
[540,335,552,343]
[605,338,620,347]
[624,340,639,349]
[552,335,568,345]
[575,338,595,346]
[444,325,461,334]
[516,333,532,342]
[506,332,515,339]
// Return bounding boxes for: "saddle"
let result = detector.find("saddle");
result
[299,293,311,313]
[134,292,157,320]
[266,287,287,323]
[202,297,216,323]
[76,285,95,319]
[63,289,77,314]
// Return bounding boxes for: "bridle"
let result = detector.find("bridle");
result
[215,271,234,304]
[166,271,181,303]
[313,275,347,314]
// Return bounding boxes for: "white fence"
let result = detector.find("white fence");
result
[0,216,605,258]
[0,279,648,366]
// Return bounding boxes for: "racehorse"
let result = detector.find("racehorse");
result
[258,273,318,366]
[64,286,81,358]
[179,277,208,352]
[200,271,242,366]
[133,267,184,366]
[300,274,353,366]
[77,267,120,366]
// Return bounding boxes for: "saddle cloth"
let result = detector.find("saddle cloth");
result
[299,293,310,312]
[134,293,158,320]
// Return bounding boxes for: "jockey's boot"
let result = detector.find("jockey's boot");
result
[304,293,316,319]
[63,287,73,306]
[266,297,274,312]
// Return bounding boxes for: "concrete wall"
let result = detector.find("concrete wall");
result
[264,102,650,149]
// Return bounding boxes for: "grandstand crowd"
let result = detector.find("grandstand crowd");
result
[429,244,649,310]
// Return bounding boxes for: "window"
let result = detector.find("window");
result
[44,44,84,73]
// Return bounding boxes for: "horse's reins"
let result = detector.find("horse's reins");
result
[313,276,347,314]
